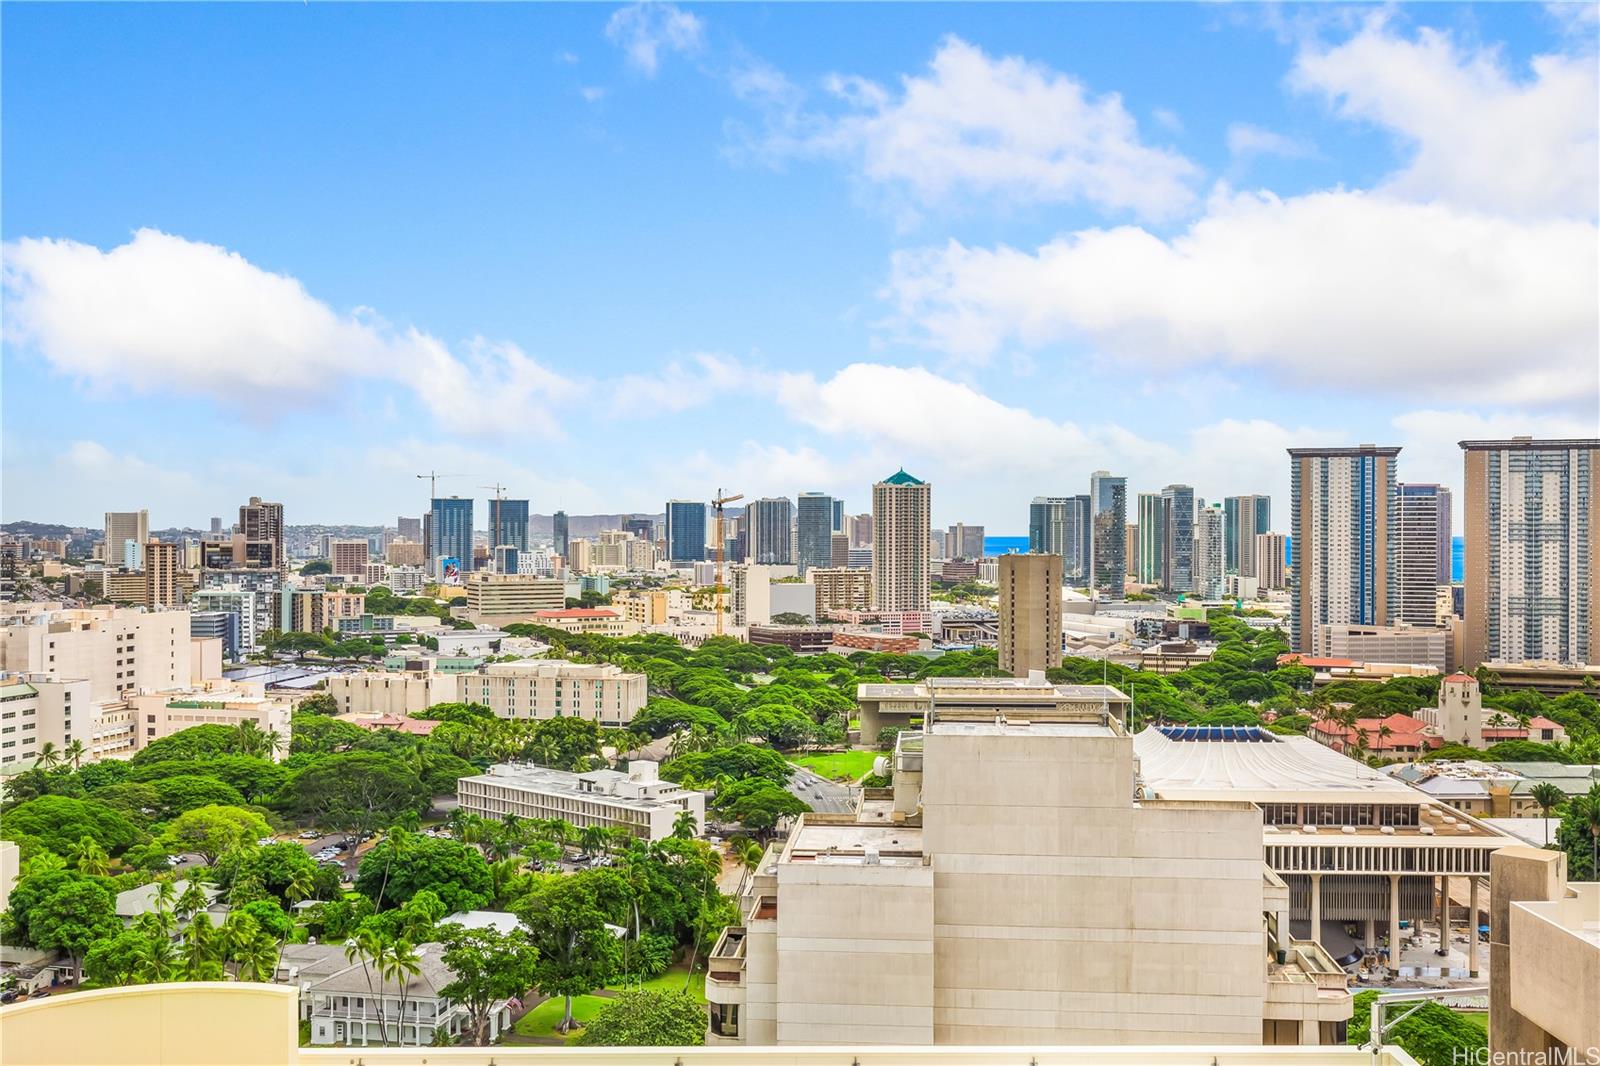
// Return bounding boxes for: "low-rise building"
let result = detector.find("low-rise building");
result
[855,674,1130,743]
[463,572,565,625]
[458,658,646,726]
[529,607,632,636]
[325,668,462,718]
[124,681,294,760]
[458,760,703,841]
[1313,623,1449,672]
[1308,712,1441,763]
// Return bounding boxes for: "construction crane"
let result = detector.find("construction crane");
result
[481,483,508,568]
[711,488,744,637]
[416,471,467,498]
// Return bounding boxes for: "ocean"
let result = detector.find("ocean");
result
[985,535,1466,583]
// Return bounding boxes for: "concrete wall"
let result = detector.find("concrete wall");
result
[921,731,1265,1045]
[776,860,935,1045]
[1489,846,1566,1059]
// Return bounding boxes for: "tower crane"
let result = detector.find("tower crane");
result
[481,483,508,570]
[416,471,467,498]
[711,488,744,637]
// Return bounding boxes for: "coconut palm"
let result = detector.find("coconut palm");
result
[62,738,88,770]
[181,913,223,980]
[1569,782,1600,880]
[732,838,764,874]
[579,824,609,857]
[284,866,317,906]
[1529,782,1565,845]
[70,834,112,876]
[219,912,260,967]
[176,881,209,922]
[378,939,422,1046]
[344,929,390,1046]
[138,936,180,983]
[671,810,699,840]
[234,932,280,983]
[34,741,61,770]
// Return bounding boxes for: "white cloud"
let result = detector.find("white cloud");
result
[1,229,581,438]
[604,2,703,77]
[744,35,1199,221]
[883,188,1598,406]
[1153,107,1184,133]
[580,85,607,103]
[1226,122,1314,159]
[1291,17,1599,218]
[1391,409,1600,513]
[607,352,771,416]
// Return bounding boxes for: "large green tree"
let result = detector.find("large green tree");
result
[26,877,121,981]
[354,834,492,913]
[514,870,628,1033]
[1,796,143,856]
[282,751,430,833]
[711,778,810,833]
[160,805,272,865]
[436,925,540,1046]
[576,989,707,1046]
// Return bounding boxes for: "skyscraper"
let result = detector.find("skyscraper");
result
[1394,484,1447,627]
[1288,445,1400,653]
[796,493,835,575]
[429,496,474,576]
[1193,503,1225,600]
[1027,496,1091,583]
[1460,437,1599,667]
[871,469,931,613]
[239,496,286,571]
[747,497,794,565]
[1223,495,1272,577]
[144,541,183,608]
[665,500,707,564]
[1159,485,1195,594]
[622,517,654,542]
[831,498,845,533]
[397,516,422,542]
[1088,472,1127,596]
[998,554,1062,677]
[1256,532,1288,590]
[487,498,530,552]
[1434,487,1453,584]
[104,510,149,568]
[552,510,570,559]
[1136,493,1164,586]
[946,523,985,560]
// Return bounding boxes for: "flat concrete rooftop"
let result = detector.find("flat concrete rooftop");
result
[931,719,1117,737]
[784,820,925,866]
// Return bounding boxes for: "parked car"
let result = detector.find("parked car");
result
[1,991,19,1004]
[298,830,319,840]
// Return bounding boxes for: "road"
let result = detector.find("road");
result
[785,765,856,814]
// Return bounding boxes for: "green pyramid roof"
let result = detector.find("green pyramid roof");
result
[880,468,925,486]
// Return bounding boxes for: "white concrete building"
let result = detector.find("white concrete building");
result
[458,760,704,841]
[458,658,646,726]
[325,668,463,718]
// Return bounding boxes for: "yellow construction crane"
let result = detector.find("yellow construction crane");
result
[711,488,743,637]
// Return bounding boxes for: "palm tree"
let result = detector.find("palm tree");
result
[264,729,286,760]
[137,937,180,983]
[234,933,280,983]
[671,810,698,840]
[70,835,112,876]
[378,939,422,1046]
[579,825,608,857]
[284,867,316,907]
[1529,782,1565,845]
[34,741,61,771]
[732,838,764,874]
[1570,782,1600,880]
[150,879,178,938]
[62,738,88,770]
[234,720,267,758]
[181,913,222,980]
[176,881,209,923]
[344,929,390,1046]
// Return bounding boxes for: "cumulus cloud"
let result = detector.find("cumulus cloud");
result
[605,2,703,77]
[884,189,1597,406]
[1291,17,1599,218]
[1,229,580,437]
[741,35,1199,221]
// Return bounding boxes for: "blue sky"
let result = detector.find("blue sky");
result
[3,2,1596,531]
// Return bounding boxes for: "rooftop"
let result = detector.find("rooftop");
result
[532,608,621,619]
[879,467,926,486]
[1134,726,1423,802]
[783,817,926,867]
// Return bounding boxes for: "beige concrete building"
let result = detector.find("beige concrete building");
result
[459,760,703,841]
[1489,846,1599,1061]
[871,469,931,614]
[1311,622,1448,670]
[459,658,646,726]
[529,607,633,636]
[998,553,1062,677]
[0,674,91,768]
[385,538,425,567]
[238,496,286,571]
[710,698,1351,1048]
[856,675,1129,745]
[811,567,872,616]
[1460,437,1600,669]
[103,570,148,604]
[612,588,668,625]
[0,605,194,702]
[103,510,150,567]
[325,668,463,718]
[328,539,370,577]
[142,541,184,608]
[463,572,565,625]
[125,680,293,760]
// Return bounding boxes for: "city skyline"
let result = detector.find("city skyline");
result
[3,3,1595,529]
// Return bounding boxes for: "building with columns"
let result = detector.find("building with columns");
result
[1135,725,1519,979]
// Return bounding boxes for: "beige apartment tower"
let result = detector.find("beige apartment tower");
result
[1460,438,1599,669]
[998,553,1061,677]
[103,510,149,567]
[142,541,183,608]
[871,470,931,613]
[329,539,370,577]
[238,496,286,571]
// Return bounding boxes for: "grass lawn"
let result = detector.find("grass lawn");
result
[513,994,609,1043]
[606,965,706,1002]
[1458,1011,1488,1034]
[791,750,878,782]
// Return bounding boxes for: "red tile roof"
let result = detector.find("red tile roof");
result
[1443,673,1476,683]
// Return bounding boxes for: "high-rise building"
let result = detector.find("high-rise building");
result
[666,500,707,564]
[998,554,1062,677]
[238,497,285,571]
[1136,492,1163,586]
[747,498,794,565]
[795,493,834,575]
[487,498,530,553]
[946,523,985,561]
[1460,437,1599,667]
[1159,485,1194,594]
[1288,445,1400,654]
[830,498,845,533]
[1193,503,1225,600]
[1394,484,1446,627]
[622,517,654,542]
[329,539,370,578]
[1224,495,1272,577]
[1256,533,1288,590]
[143,541,183,608]
[397,516,422,542]
[1027,496,1091,583]
[1124,523,1139,578]
[552,510,570,559]
[830,531,850,568]
[208,516,223,535]
[104,510,149,568]
[871,469,931,613]
[1434,488,1453,584]
[847,513,873,548]
[429,496,474,575]
[1088,472,1127,596]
